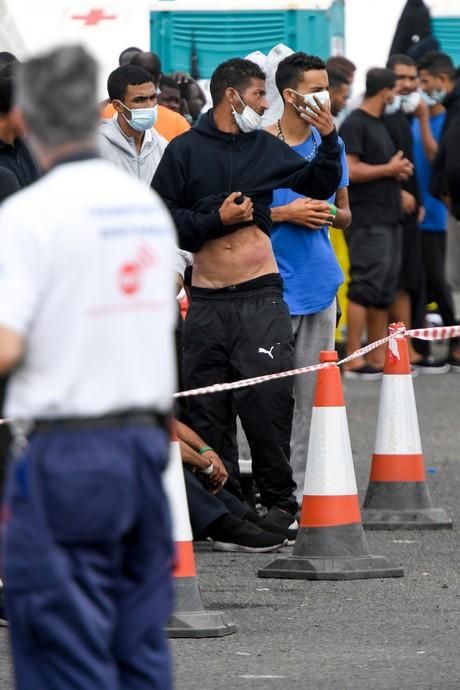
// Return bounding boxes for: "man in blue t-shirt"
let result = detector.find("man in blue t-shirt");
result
[412,92,460,370]
[267,52,350,501]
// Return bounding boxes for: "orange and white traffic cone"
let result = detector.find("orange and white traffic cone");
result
[259,351,403,580]
[164,428,236,637]
[362,323,452,529]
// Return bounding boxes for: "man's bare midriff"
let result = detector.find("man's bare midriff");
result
[191,225,278,288]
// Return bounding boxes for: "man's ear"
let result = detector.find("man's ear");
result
[112,99,123,114]
[225,86,239,108]
[283,88,297,106]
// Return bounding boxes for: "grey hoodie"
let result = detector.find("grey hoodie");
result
[97,117,167,184]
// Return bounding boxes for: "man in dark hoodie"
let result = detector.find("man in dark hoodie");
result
[417,51,460,200]
[0,62,39,187]
[152,57,341,537]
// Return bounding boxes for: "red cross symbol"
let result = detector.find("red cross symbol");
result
[71,9,117,26]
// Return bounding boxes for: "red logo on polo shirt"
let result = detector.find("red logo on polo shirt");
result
[118,244,158,295]
[119,262,141,295]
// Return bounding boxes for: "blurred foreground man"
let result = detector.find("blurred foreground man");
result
[0,45,176,689]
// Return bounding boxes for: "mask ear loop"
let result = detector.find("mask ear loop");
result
[115,100,132,125]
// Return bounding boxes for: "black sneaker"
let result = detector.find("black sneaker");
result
[343,364,383,381]
[412,357,450,374]
[254,506,299,545]
[207,514,286,553]
[448,357,460,374]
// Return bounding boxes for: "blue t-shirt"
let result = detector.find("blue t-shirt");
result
[412,112,447,232]
[271,128,347,316]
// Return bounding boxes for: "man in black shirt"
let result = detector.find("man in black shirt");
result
[340,68,414,379]
[0,63,39,187]
[153,58,342,534]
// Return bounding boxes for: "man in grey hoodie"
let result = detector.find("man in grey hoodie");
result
[98,64,167,183]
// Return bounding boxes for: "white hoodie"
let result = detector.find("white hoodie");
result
[97,117,167,185]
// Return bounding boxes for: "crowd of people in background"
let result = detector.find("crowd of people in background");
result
[0,36,460,559]
[0,0,460,681]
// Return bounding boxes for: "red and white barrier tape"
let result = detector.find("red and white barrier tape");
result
[174,326,405,399]
[407,325,460,341]
[0,326,456,426]
[173,324,459,398]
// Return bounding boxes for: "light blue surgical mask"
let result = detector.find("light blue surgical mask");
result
[118,101,158,132]
[384,94,401,115]
[430,89,447,104]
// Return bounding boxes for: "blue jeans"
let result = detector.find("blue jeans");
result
[1,424,173,690]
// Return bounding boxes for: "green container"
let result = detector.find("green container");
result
[150,1,345,78]
[432,17,460,67]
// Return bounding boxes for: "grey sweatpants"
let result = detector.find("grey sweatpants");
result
[290,300,336,502]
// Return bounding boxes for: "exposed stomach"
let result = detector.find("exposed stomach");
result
[192,225,278,288]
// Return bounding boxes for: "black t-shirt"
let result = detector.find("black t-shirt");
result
[340,109,402,228]
[384,111,419,202]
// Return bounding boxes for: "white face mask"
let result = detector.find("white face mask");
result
[231,93,262,133]
[400,91,421,114]
[384,94,402,115]
[291,89,331,112]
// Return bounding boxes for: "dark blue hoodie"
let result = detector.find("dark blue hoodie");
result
[152,109,342,252]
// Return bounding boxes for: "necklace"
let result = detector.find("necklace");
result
[277,119,318,162]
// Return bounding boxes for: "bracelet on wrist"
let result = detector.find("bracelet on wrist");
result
[198,445,214,455]
[200,463,214,476]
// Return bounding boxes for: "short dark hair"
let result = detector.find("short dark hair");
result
[210,58,265,106]
[326,66,349,91]
[0,63,14,115]
[118,46,142,67]
[387,53,416,70]
[276,52,326,96]
[130,51,162,84]
[417,51,455,79]
[159,75,180,92]
[365,68,396,98]
[107,65,154,101]
[326,56,356,80]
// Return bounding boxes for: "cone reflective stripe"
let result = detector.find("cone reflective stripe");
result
[164,428,236,637]
[363,323,452,529]
[259,351,404,580]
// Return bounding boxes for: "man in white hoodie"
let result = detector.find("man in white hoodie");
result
[98,64,167,184]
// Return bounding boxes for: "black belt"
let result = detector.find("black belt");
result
[33,409,170,433]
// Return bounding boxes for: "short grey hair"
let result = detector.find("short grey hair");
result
[16,45,99,147]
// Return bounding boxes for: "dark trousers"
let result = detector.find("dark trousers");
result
[421,231,459,354]
[182,274,297,513]
[184,466,248,539]
[1,424,173,690]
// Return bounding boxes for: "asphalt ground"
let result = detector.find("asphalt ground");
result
[1,367,460,689]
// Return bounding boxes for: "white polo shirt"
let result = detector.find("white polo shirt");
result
[0,156,177,419]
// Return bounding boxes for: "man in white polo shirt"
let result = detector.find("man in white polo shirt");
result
[0,45,176,690]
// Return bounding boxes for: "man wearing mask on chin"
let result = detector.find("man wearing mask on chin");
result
[340,68,414,379]
[153,58,342,539]
[98,64,166,183]
[265,52,351,502]
[383,54,432,370]
[417,52,460,202]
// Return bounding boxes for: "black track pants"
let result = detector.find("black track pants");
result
[182,274,297,513]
